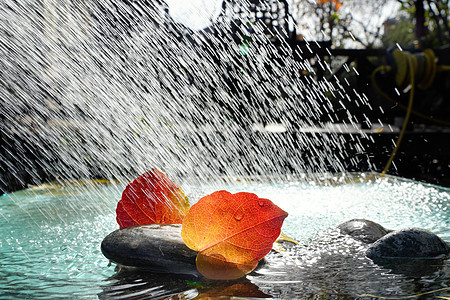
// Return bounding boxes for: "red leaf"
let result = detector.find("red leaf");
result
[116,168,190,228]
[181,190,288,279]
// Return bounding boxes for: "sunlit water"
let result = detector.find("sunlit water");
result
[0,1,449,298]
[0,174,448,299]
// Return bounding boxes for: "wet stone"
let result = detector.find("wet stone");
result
[101,224,198,275]
[337,219,390,244]
[101,221,449,278]
[366,228,450,259]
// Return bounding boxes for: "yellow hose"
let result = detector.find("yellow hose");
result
[437,65,450,72]
[380,55,415,176]
[371,53,450,127]
[370,49,450,176]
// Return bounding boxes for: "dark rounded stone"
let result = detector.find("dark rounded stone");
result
[101,224,198,275]
[337,219,390,244]
[366,228,450,259]
[368,257,447,277]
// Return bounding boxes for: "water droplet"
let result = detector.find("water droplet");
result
[258,200,265,207]
[234,210,243,221]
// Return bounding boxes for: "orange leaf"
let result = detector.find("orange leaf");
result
[196,280,271,298]
[195,252,258,280]
[317,0,343,10]
[116,168,190,228]
[181,191,288,280]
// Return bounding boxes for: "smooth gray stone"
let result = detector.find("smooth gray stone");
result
[337,219,390,244]
[101,224,198,275]
[366,228,450,259]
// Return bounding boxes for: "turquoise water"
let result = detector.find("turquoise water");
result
[0,174,449,299]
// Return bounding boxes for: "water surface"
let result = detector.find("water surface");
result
[0,174,448,299]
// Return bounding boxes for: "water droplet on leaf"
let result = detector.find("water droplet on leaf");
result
[234,210,243,221]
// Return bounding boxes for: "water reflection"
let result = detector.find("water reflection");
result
[98,229,449,299]
[249,228,449,299]
[100,269,271,299]
[0,176,448,299]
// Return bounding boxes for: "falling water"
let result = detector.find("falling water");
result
[1,2,449,299]
[1,0,374,190]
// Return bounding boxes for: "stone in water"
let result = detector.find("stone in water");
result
[101,224,198,275]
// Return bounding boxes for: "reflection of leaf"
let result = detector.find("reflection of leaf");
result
[116,168,189,228]
[181,191,288,280]
[195,280,271,299]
